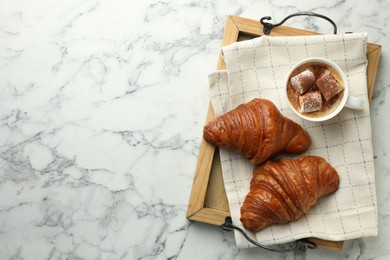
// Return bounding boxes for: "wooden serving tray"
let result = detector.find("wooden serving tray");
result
[187,15,382,251]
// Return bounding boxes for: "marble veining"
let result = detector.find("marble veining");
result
[0,0,389,259]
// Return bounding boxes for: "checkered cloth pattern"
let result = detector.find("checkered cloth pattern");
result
[208,33,377,248]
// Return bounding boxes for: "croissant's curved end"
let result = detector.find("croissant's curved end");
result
[240,212,269,233]
[203,120,228,147]
[284,127,312,153]
[317,156,340,196]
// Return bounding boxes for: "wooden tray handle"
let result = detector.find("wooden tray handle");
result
[221,216,317,252]
[260,12,338,35]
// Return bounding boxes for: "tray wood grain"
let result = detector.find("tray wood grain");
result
[187,15,382,252]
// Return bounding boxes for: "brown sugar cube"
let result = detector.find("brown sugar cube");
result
[299,90,323,113]
[316,71,343,100]
[290,69,316,94]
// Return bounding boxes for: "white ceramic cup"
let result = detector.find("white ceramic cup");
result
[285,57,364,122]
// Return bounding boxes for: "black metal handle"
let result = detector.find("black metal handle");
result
[221,217,317,252]
[260,12,337,35]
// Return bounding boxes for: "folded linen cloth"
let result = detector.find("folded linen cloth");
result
[208,33,377,248]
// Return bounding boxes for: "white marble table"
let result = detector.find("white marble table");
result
[0,0,389,259]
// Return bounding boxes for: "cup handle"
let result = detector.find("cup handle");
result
[345,95,364,110]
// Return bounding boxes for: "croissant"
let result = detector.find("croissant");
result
[240,156,339,232]
[203,98,311,165]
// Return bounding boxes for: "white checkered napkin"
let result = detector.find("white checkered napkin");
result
[208,33,377,248]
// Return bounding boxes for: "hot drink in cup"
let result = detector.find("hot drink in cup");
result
[285,58,364,122]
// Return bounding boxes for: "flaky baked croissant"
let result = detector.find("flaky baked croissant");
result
[203,98,311,165]
[240,156,339,232]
